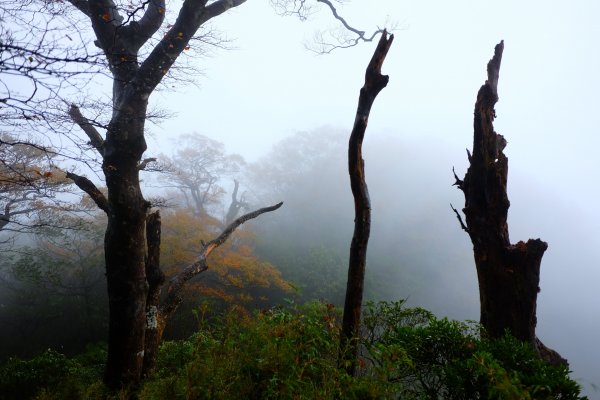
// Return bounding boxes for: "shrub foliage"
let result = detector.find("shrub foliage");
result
[0,301,586,399]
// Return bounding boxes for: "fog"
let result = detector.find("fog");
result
[144,1,600,394]
[2,0,599,396]
[242,127,599,397]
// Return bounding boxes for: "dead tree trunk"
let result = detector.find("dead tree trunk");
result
[140,202,282,376]
[452,41,565,365]
[341,31,393,376]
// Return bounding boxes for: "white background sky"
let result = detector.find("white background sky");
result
[147,0,600,396]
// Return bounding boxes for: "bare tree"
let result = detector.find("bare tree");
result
[452,41,565,365]
[0,134,81,242]
[156,133,245,218]
[341,31,393,375]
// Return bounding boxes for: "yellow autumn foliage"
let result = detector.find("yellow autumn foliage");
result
[160,208,291,308]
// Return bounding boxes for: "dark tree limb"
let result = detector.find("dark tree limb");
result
[65,171,109,213]
[137,157,156,170]
[68,104,105,157]
[450,203,468,233]
[135,0,247,97]
[341,30,393,376]
[160,201,283,320]
[126,0,166,51]
[453,41,565,365]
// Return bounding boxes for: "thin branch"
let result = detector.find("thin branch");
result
[313,0,386,53]
[452,166,463,190]
[450,204,469,233]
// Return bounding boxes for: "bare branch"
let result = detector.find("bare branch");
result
[68,104,105,157]
[160,201,283,318]
[450,203,468,233]
[135,0,247,96]
[125,0,166,51]
[66,171,109,213]
[451,166,463,190]
[313,0,386,53]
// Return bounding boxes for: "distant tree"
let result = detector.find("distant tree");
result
[0,214,107,359]
[157,133,245,219]
[0,134,79,243]
[452,42,565,365]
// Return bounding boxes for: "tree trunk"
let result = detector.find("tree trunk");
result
[453,41,565,365]
[102,98,152,389]
[341,31,393,376]
[142,211,165,378]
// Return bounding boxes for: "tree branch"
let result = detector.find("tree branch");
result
[68,104,105,157]
[313,0,385,53]
[137,157,157,170]
[450,203,468,233]
[126,0,167,51]
[135,0,247,96]
[65,171,109,213]
[160,201,282,318]
[87,0,123,52]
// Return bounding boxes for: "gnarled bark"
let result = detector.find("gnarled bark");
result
[453,41,565,365]
[341,31,393,375]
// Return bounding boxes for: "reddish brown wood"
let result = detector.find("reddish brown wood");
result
[453,41,565,365]
[341,30,393,376]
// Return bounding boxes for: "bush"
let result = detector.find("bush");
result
[0,301,587,399]
[0,344,106,400]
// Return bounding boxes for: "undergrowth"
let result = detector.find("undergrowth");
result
[0,301,587,399]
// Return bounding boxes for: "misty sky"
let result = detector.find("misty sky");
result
[76,0,600,397]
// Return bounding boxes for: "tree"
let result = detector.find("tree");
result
[157,133,245,219]
[451,42,565,365]
[0,213,108,359]
[340,31,393,375]
[3,0,383,390]
[0,134,77,242]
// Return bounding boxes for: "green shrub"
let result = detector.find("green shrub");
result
[1,301,587,400]
[0,344,107,400]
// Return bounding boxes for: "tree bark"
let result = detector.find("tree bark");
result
[341,31,393,376]
[142,211,164,378]
[102,98,152,389]
[453,41,565,365]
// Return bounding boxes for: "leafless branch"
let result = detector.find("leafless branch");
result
[450,203,468,233]
[65,171,109,213]
[160,201,283,318]
[68,104,105,157]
